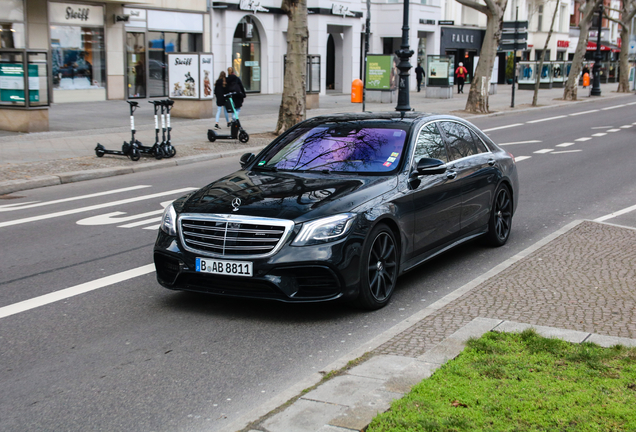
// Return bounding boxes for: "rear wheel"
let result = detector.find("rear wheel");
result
[484,184,513,246]
[207,130,216,142]
[238,131,249,143]
[129,148,141,161]
[356,224,399,310]
[95,144,105,157]
[165,145,176,158]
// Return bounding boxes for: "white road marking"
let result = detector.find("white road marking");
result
[482,123,523,132]
[0,188,196,229]
[595,203,636,222]
[77,201,171,226]
[575,137,592,142]
[0,264,155,319]
[607,129,621,132]
[118,217,162,228]
[601,104,626,110]
[628,102,636,106]
[0,186,151,212]
[534,149,554,154]
[526,115,568,124]
[590,126,612,129]
[591,133,607,137]
[552,150,583,154]
[0,201,39,209]
[569,109,599,116]
[143,224,161,230]
[556,143,575,147]
[498,140,541,146]
[514,156,532,162]
[620,125,633,129]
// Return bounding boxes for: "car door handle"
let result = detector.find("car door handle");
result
[446,171,457,180]
[487,159,496,166]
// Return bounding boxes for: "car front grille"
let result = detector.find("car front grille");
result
[179,214,295,258]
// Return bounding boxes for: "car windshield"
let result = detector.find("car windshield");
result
[256,123,408,173]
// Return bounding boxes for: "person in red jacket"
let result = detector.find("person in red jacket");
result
[455,62,468,94]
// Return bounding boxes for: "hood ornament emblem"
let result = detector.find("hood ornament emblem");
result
[231,197,242,212]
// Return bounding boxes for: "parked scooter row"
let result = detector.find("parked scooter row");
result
[95,99,176,161]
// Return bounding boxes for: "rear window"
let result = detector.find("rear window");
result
[256,124,408,173]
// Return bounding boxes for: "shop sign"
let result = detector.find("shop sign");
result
[49,3,104,26]
[440,27,483,51]
[557,40,569,48]
[239,0,269,13]
[199,54,214,100]
[332,3,355,17]
[438,20,455,25]
[123,8,146,28]
[420,19,435,25]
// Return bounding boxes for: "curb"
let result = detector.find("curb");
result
[0,146,264,196]
[220,219,586,432]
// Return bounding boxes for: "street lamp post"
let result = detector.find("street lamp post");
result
[591,4,603,96]
[395,0,414,112]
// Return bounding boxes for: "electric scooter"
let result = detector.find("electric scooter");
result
[161,99,176,157]
[137,100,167,160]
[207,92,249,143]
[95,101,141,161]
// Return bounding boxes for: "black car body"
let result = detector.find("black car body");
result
[154,112,518,309]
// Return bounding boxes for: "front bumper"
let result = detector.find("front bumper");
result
[153,230,363,303]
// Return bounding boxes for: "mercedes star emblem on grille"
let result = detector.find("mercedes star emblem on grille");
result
[232,198,242,212]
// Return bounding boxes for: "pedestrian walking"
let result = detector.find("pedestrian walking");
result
[226,67,246,121]
[214,71,230,129]
[455,62,468,94]
[415,62,425,92]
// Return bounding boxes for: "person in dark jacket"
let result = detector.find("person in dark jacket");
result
[225,67,246,121]
[214,71,230,129]
[414,62,425,92]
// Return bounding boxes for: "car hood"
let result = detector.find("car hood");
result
[180,170,397,222]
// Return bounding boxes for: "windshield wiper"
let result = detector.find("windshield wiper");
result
[253,165,278,172]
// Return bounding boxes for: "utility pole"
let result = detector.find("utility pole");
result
[363,0,370,112]
[591,3,603,96]
[395,0,413,112]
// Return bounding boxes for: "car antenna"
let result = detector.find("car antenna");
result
[400,111,405,120]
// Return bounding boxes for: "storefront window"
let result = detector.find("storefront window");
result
[0,52,24,106]
[0,0,24,21]
[146,31,202,97]
[127,32,146,98]
[233,16,261,93]
[1,22,25,49]
[28,52,48,106]
[51,25,105,91]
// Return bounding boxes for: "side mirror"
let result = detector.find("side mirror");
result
[240,153,256,168]
[415,158,447,175]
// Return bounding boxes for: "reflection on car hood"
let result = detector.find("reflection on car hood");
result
[181,170,396,221]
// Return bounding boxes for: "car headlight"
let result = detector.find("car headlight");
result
[160,203,178,236]
[292,213,356,246]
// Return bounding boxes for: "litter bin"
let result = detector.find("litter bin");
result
[351,79,363,103]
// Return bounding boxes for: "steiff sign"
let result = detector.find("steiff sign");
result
[49,3,104,26]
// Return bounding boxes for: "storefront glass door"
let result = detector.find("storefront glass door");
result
[126,32,145,98]
[232,17,261,92]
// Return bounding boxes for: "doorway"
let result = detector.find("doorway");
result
[326,34,335,90]
[126,32,146,98]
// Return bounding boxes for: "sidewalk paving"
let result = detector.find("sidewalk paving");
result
[233,219,636,432]
[0,82,630,195]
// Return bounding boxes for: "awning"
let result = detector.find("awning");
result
[587,41,620,52]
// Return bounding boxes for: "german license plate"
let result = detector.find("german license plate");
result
[195,257,253,277]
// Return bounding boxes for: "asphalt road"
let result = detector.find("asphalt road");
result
[1,97,635,431]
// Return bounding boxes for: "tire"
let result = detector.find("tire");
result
[238,131,249,143]
[154,147,164,160]
[129,148,141,162]
[207,130,216,142]
[355,224,399,310]
[484,184,513,247]
[165,145,176,158]
[95,144,105,157]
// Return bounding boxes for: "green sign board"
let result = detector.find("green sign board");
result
[366,55,396,90]
[0,63,40,104]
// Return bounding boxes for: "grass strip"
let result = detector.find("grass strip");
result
[367,329,636,432]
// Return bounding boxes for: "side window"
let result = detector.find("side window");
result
[413,122,448,164]
[439,121,478,160]
[470,129,489,153]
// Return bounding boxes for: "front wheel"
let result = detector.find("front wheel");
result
[95,144,105,157]
[238,131,249,143]
[129,148,141,162]
[164,145,176,158]
[484,184,513,246]
[207,130,216,142]
[355,224,399,310]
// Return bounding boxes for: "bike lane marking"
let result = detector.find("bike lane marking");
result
[0,264,155,319]
[595,204,636,222]
[0,188,196,228]
[0,185,151,212]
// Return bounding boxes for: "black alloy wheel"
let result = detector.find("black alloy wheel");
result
[485,184,513,246]
[357,224,399,310]
[239,131,249,143]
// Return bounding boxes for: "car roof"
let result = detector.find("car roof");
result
[301,112,470,127]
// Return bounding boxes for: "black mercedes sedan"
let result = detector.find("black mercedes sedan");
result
[154,112,518,309]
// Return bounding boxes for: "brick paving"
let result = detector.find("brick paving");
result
[376,220,636,358]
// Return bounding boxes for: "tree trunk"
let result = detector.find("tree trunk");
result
[617,25,631,92]
[275,0,308,135]
[465,9,505,113]
[563,0,601,101]
[532,1,560,106]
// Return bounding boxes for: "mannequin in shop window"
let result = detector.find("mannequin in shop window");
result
[134,58,145,97]
[233,53,242,76]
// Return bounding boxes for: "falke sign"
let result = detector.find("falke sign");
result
[440,27,484,51]
[49,3,104,26]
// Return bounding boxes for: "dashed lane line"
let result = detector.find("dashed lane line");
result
[514,156,532,162]
[575,137,592,142]
[482,123,524,132]
[0,264,155,319]
[595,203,636,222]
[557,143,575,147]
[552,150,583,154]
[498,140,541,146]
[526,115,568,124]
[569,110,599,116]
[607,129,621,132]
[601,104,626,110]
[592,133,608,137]
[534,149,554,154]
